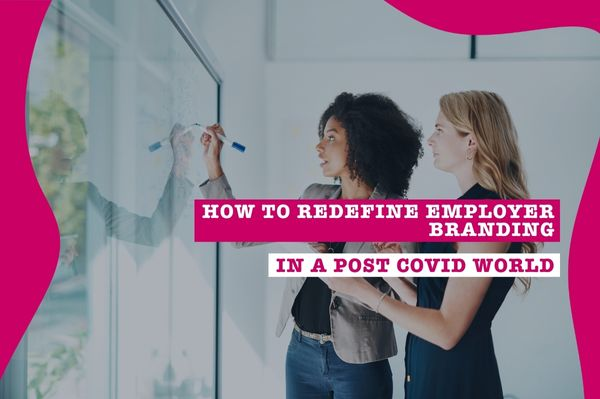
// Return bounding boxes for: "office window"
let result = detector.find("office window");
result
[24,1,220,398]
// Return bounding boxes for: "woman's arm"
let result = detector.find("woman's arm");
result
[375,276,492,350]
[372,242,418,305]
[88,174,193,246]
[88,124,195,246]
[200,125,258,249]
[201,124,225,180]
[373,242,417,306]
[384,277,417,306]
[199,125,316,251]
[324,241,509,350]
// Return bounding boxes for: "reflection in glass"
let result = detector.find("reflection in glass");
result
[26,1,219,398]
[27,8,93,398]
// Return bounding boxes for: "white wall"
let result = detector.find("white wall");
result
[269,0,469,60]
[477,27,600,59]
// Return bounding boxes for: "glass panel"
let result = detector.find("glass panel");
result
[26,1,219,398]
[116,2,217,398]
[27,6,112,399]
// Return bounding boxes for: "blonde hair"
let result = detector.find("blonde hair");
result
[440,90,536,291]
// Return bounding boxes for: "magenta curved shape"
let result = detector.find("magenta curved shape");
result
[569,139,600,399]
[0,1,598,396]
[386,0,600,34]
[0,0,54,378]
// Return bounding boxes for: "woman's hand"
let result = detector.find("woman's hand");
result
[372,242,404,253]
[169,123,194,177]
[201,123,225,179]
[308,242,329,253]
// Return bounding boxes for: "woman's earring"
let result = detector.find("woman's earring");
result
[466,149,474,160]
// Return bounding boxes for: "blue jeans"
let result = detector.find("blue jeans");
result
[285,329,393,399]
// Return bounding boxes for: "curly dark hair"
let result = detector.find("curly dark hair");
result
[318,92,424,197]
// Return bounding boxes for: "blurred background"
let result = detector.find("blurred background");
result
[2,0,599,398]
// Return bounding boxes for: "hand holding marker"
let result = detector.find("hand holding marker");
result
[148,123,246,153]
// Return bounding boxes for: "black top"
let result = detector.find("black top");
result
[291,242,345,334]
[405,183,522,399]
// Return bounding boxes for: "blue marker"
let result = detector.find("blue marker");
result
[148,123,246,153]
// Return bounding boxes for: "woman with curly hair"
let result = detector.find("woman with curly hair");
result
[324,90,534,399]
[199,92,423,399]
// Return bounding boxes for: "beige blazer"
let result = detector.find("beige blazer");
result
[199,174,399,364]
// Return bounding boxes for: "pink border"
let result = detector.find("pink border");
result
[0,2,599,397]
[569,139,600,399]
[386,0,600,34]
[0,0,54,377]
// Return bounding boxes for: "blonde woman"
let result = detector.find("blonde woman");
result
[324,91,534,399]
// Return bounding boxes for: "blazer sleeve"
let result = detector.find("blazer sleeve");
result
[298,183,322,199]
[88,173,193,246]
[198,174,264,249]
[197,177,336,248]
